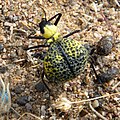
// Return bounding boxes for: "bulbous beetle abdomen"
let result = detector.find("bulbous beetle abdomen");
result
[43,38,89,83]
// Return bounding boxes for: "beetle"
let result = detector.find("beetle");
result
[26,13,89,81]
[25,9,110,91]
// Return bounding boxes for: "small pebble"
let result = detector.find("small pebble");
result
[14,85,24,94]
[98,67,119,83]
[28,96,32,101]
[12,103,19,108]
[17,96,28,106]
[25,103,32,112]
[79,109,88,117]
[41,105,46,117]
[35,82,47,92]
[0,66,8,73]
[92,100,99,108]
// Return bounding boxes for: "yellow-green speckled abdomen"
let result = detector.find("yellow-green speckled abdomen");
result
[43,38,89,83]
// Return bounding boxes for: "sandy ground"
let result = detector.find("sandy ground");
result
[0,0,120,120]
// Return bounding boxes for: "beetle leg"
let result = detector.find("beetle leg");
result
[23,45,50,50]
[28,35,45,39]
[63,30,81,38]
[90,62,99,79]
[48,13,62,26]
[63,24,89,38]
[28,32,45,39]
[41,71,51,95]
[90,61,104,84]
[32,51,47,60]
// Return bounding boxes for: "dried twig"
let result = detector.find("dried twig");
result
[112,81,120,90]
[53,92,120,112]
[89,102,108,120]
[114,0,120,7]
[70,92,120,104]
[18,112,42,120]
[10,107,21,117]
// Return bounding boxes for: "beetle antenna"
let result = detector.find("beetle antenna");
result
[40,6,47,19]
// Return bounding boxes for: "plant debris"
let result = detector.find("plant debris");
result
[0,0,120,119]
